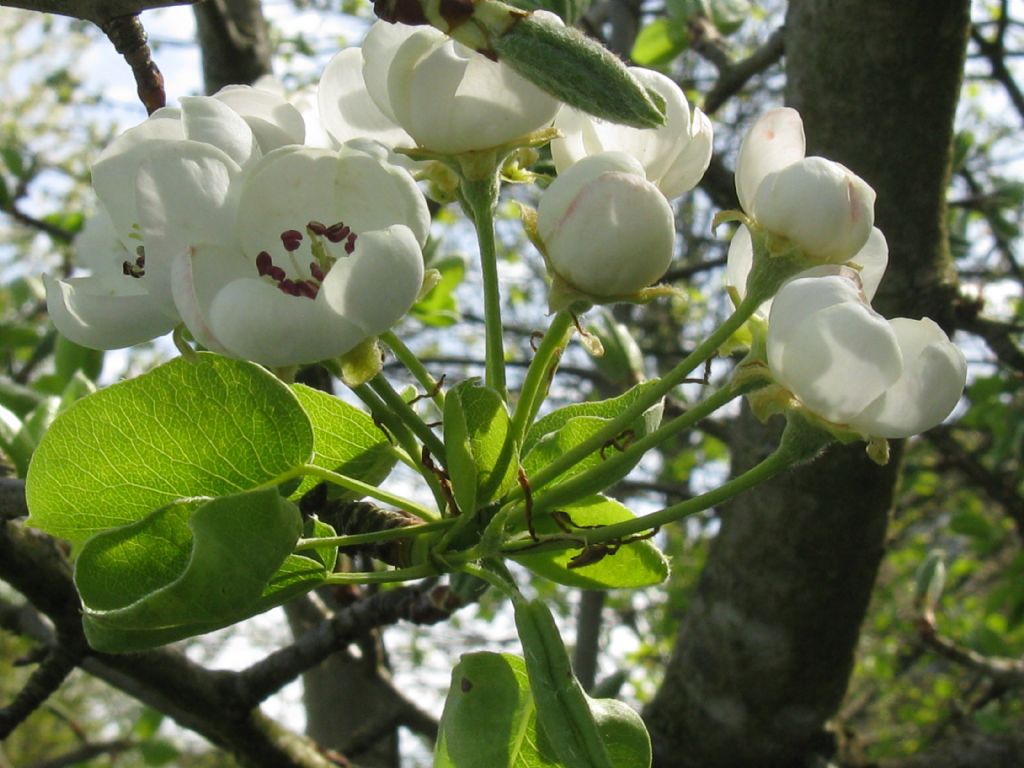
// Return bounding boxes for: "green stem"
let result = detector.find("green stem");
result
[517,293,763,498]
[324,563,437,585]
[460,561,521,600]
[300,464,438,521]
[381,331,444,409]
[530,382,746,515]
[461,171,507,400]
[294,518,455,552]
[368,374,446,462]
[510,310,574,447]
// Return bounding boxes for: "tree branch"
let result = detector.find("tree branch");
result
[917,618,1024,689]
[702,27,786,115]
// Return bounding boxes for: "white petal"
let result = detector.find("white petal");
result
[362,21,423,124]
[209,277,365,367]
[44,274,177,350]
[91,109,184,250]
[213,84,306,152]
[135,142,242,317]
[181,95,260,168]
[850,227,888,302]
[658,107,714,199]
[725,225,772,316]
[768,274,902,422]
[753,156,875,263]
[735,107,805,214]
[171,243,249,355]
[318,224,424,335]
[318,48,413,148]
[73,207,129,275]
[550,106,590,172]
[850,318,967,438]
[540,153,675,297]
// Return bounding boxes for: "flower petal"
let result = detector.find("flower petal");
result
[318,224,424,336]
[850,318,967,438]
[91,108,184,250]
[851,227,888,302]
[44,274,177,350]
[362,21,421,124]
[768,274,902,422]
[181,95,260,168]
[735,107,805,214]
[171,243,249,355]
[318,48,413,148]
[213,83,306,152]
[658,107,714,199]
[134,141,242,317]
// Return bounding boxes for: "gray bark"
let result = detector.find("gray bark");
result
[193,0,273,93]
[644,3,971,767]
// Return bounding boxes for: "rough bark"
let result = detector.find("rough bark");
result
[193,0,273,93]
[644,3,971,767]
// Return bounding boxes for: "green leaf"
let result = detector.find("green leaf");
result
[435,652,535,768]
[584,698,652,768]
[26,353,313,545]
[290,384,396,500]
[302,515,339,573]
[412,255,465,327]
[6,396,60,477]
[0,376,45,417]
[513,495,669,589]
[76,488,309,652]
[524,381,663,456]
[631,19,690,67]
[54,333,104,384]
[444,380,519,515]
[0,146,25,178]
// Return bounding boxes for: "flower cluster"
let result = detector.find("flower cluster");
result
[49,82,429,368]
[726,110,966,440]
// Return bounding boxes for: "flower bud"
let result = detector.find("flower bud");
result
[538,152,675,301]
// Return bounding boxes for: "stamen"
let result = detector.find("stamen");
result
[309,262,325,282]
[344,233,357,255]
[268,266,286,282]
[281,229,303,252]
[325,222,350,243]
[296,280,319,299]
[256,251,273,277]
[307,220,327,236]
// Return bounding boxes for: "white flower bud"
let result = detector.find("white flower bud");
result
[538,152,675,300]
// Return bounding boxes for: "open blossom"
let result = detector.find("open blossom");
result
[537,152,675,301]
[45,85,307,350]
[157,141,431,367]
[767,272,967,439]
[551,67,713,199]
[318,20,561,154]
[736,108,875,263]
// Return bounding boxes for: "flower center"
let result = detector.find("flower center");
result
[122,246,146,278]
[256,220,359,300]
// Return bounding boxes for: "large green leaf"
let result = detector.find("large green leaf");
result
[631,19,690,67]
[513,495,668,589]
[444,380,519,515]
[26,353,313,545]
[436,651,650,768]
[75,488,314,652]
[290,384,396,500]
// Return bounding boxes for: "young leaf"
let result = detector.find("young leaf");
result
[435,652,535,768]
[512,495,668,589]
[444,380,519,515]
[411,255,466,328]
[631,19,690,67]
[75,488,309,652]
[26,353,313,545]
[290,384,396,500]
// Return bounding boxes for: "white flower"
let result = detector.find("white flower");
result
[318,20,561,154]
[726,224,889,318]
[736,107,875,263]
[46,85,306,350]
[150,141,431,367]
[538,152,675,300]
[767,273,967,438]
[551,67,713,199]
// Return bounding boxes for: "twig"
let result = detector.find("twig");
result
[703,27,786,115]
[917,617,1024,688]
[26,739,135,768]
[0,632,86,739]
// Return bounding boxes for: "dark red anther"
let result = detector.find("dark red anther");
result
[281,230,303,252]
[122,261,133,276]
[296,280,319,299]
[256,250,273,276]
[310,262,326,282]
[325,222,350,243]
[307,220,327,236]
[345,233,358,254]
[279,279,303,296]
[269,265,287,282]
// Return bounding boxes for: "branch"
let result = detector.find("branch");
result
[875,726,1024,768]
[27,739,134,768]
[0,0,197,19]
[917,617,1024,689]
[971,17,1024,125]
[231,580,458,707]
[701,27,786,115]
[956,306,1024,375]
[0,633,85,738]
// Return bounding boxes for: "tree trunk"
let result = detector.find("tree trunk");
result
[194,0,273,93]
[644,3,971,767]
